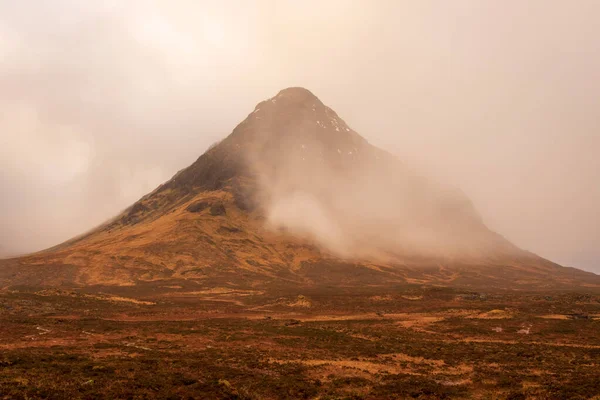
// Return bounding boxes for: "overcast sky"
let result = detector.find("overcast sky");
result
[0,0,598,273]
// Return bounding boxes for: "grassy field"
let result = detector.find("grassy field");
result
[1,283,599,399]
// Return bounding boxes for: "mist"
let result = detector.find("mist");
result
[0,1,599,272]
[237,88,511,261]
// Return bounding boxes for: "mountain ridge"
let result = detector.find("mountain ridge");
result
[1,87,599,291]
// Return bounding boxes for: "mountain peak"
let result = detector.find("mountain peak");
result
[255,87,325,111]
[275,86,318,101]
[5,86,597,292]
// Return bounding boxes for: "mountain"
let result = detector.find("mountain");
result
[1,87,598,290]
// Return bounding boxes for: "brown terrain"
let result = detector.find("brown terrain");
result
[1,88,599,399]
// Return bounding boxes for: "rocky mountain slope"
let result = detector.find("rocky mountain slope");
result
[1,87,598,291]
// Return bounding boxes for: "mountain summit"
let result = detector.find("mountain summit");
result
[2,88,598,290]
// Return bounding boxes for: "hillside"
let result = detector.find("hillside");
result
[1,87,598,291]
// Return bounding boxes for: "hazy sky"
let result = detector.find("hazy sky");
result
[0,0,598,273]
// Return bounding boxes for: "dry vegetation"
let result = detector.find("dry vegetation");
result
[1,283,599,399]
